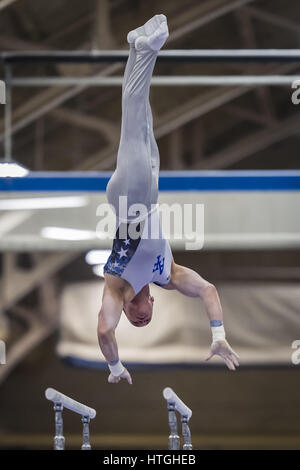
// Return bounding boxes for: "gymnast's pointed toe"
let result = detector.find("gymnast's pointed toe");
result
[135,16,169,51]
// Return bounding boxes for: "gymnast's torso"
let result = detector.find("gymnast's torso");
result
[104,207,173,294]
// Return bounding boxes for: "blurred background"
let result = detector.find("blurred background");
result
[0,0,300,450]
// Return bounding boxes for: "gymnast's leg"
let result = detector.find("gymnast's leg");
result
[106,15,168,222]
[123,32,161,207]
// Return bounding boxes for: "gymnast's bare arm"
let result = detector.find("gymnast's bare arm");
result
[164,261,240,371]
[97,275,133,384]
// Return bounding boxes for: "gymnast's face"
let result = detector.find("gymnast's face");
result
[123,285,154,327]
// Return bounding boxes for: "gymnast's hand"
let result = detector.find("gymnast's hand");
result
[205,340,240,371]
[108,368,133,384]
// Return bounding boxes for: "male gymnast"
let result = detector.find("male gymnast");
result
[98,15,239,384]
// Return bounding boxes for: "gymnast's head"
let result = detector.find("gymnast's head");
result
[123,285,154,327]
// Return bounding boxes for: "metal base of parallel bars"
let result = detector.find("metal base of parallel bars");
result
[167,402,181,450]
[45,388,96,450]
[163,387,193,450]
[181,416,193,450]
[81,415,92,451]
[53,403,65,450]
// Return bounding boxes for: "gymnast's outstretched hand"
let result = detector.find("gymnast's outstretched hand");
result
[108,368,133,385]
[205,340,240,371]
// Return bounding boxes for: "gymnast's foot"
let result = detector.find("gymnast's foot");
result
[127,14,169,51]
[127,23,145,45]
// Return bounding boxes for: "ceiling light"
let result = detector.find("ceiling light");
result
[85,249,111,265]
[0,161,29,177]
[0,196,88,210]
[41,226,96,241]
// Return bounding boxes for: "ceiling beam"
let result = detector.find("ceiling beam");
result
[73,60,300,172]
[0,34,49,50]
[234,8,277,127]
[197,112,300,169]
[0,66,123,143]
[92,0,116,49]
[168,128,185,169]
[191,120,205,164]
[75,87,248,171]
[245,6,300,34]
[0,0,20,11]
[0,313,57,385]
[223,104,274,126]
[33,118,44,170]
[170,0,257,41]
[50,107,119,143]
[0,252,77,311]
[0,0,258,142]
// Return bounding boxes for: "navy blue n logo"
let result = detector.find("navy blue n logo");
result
[153,255,165,275]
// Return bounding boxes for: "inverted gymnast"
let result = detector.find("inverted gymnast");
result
[98,15,239,384]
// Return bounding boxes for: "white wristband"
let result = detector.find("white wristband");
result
[108,360,125,377]
[211,325,226,343]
